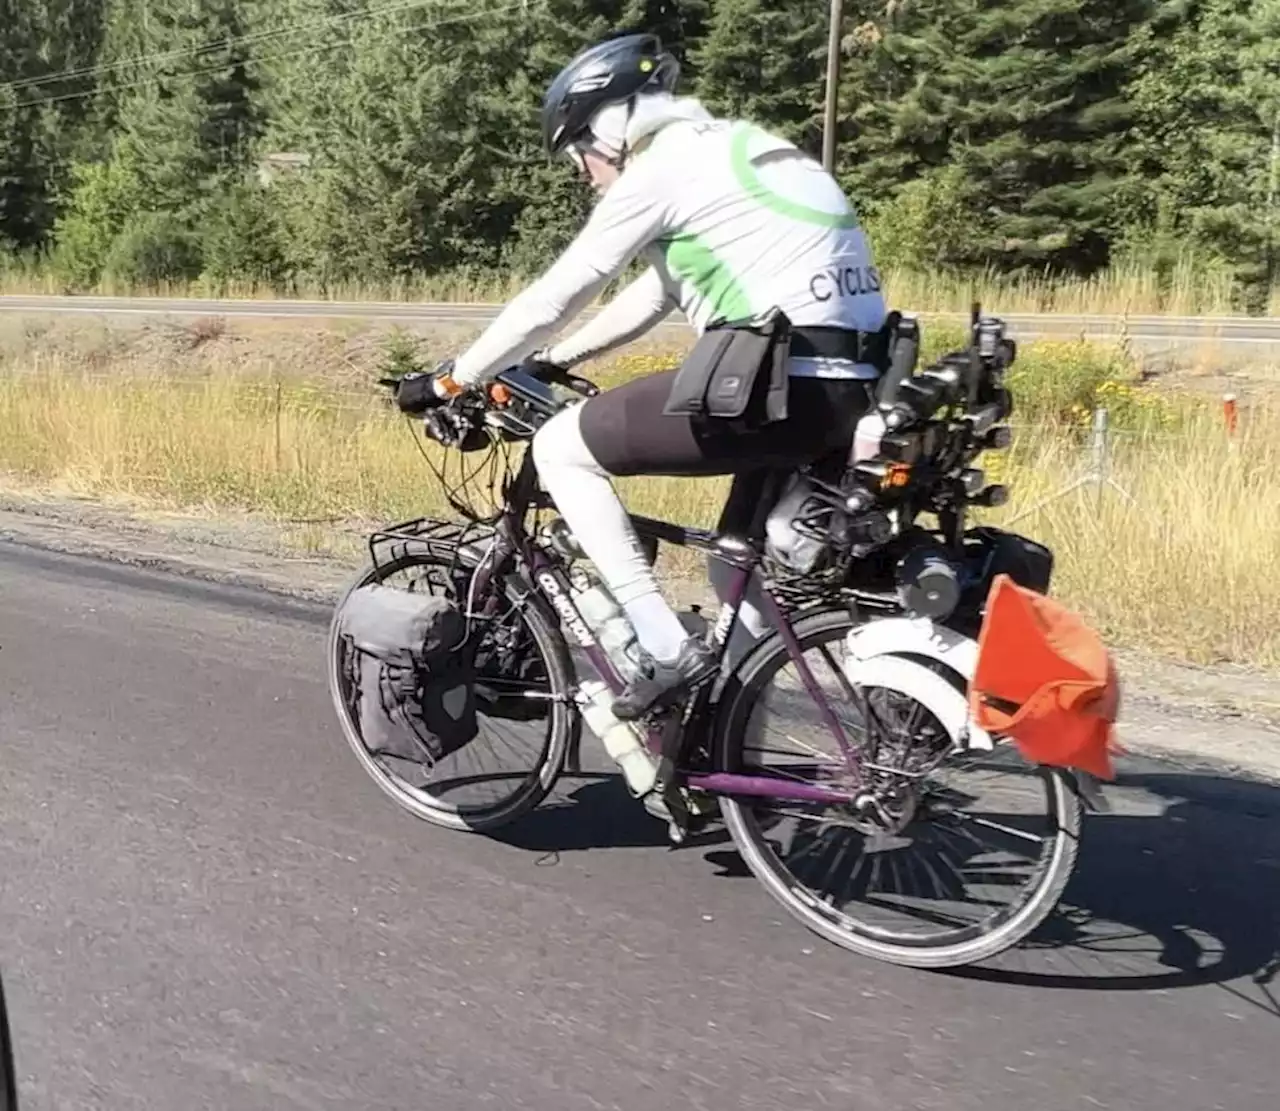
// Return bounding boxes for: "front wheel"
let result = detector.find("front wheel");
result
[326,539,577,833]
[712,607,1083,969]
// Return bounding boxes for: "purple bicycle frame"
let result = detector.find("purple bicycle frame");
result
[522,538,864,809]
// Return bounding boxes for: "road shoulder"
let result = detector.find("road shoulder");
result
[1,485,1276,783]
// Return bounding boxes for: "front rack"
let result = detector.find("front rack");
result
[366,515,498,587]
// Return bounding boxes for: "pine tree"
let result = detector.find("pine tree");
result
[0,0,70,250]
[106,0,265,217]
[254,0,367,157]
[839,0,1162,275]
[260,1,706,283]
[32,0,111,145]
[485,0,666,274]
[7,0,1275,294]
[1244,0,1280,294]
[692,0,828,154]
[1128,0,1280,304]
[644,0,712,69]
[268,0,539,282]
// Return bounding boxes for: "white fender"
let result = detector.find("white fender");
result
[845,616,980,681]
[844,617,994,751]
[844,654,993,752]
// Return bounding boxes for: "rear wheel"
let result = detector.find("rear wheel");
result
[713,607,1083,969]
[326,540,576,833]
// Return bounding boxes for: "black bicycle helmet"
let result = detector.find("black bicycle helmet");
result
[541,32,681,158]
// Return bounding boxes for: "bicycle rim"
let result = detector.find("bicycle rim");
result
[713,607,1083,969]
[326,543,574,833]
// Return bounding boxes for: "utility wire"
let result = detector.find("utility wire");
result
[0,0,538,115]
[0,0,541,99]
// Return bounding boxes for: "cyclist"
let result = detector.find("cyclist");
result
[423,32,888,722]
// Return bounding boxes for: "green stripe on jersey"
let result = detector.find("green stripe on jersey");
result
[730,124,860,230]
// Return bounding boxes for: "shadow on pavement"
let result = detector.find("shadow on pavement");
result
[492,775,732,854]
[948,769,1280,1011]
[491,759,1279,1012]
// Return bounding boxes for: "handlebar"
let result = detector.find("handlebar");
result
[381,307,1015,513]
[492,363,597,411]
[378,359,600,421]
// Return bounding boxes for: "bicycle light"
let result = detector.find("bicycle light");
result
[961,468,986,497]
[970,485,1010,508]
[877,431,925,465]
[984,426,1013,450]
[848,510,895,555]
[844,487,876,515]
[896,545,963,621]
[856,461,913,491]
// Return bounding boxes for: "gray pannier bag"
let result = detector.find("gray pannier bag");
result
[336,582,479,765]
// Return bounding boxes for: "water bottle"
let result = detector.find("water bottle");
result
[569,583,706,800]
[568,573,646,683]
[853,410,888,462]
[577,680,658,798]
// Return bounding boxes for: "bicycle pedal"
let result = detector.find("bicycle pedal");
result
[634,669,713,725]
[665,786,693,830]
[643,782,693,843]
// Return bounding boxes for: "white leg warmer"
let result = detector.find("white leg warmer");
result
[531,404,689,663]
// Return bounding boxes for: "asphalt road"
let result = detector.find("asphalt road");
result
[1,541,1277,1111]
[3,294,1280,360]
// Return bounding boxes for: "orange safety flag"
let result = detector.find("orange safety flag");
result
[969,574,1122,781]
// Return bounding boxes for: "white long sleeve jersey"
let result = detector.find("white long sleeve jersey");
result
[451,116,889,388]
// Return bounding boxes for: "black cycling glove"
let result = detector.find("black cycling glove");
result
[385,360,459,415]
[389,371,438,415]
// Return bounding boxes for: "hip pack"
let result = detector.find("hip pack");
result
[663,307,899,428]
[662,306,793,427]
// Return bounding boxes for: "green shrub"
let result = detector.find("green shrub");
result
[200,184,290,291]
[48,158,144,289]
[101,212,203,289]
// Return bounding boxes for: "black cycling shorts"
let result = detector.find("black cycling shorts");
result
[578,368,876,538]
[579,368,875,478]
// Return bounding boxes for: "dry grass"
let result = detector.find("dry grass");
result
[876,260,1280,317]
[3,257,1277,317]
[0,335,1277,670]
[979,404,1280,667]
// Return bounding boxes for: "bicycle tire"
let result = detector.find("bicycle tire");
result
[326,541,576,834]
[712,606,1083,969]
[0,973,15,1111]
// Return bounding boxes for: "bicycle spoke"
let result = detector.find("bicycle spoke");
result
[716,609,1082,964]
[945,811,1048,846]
